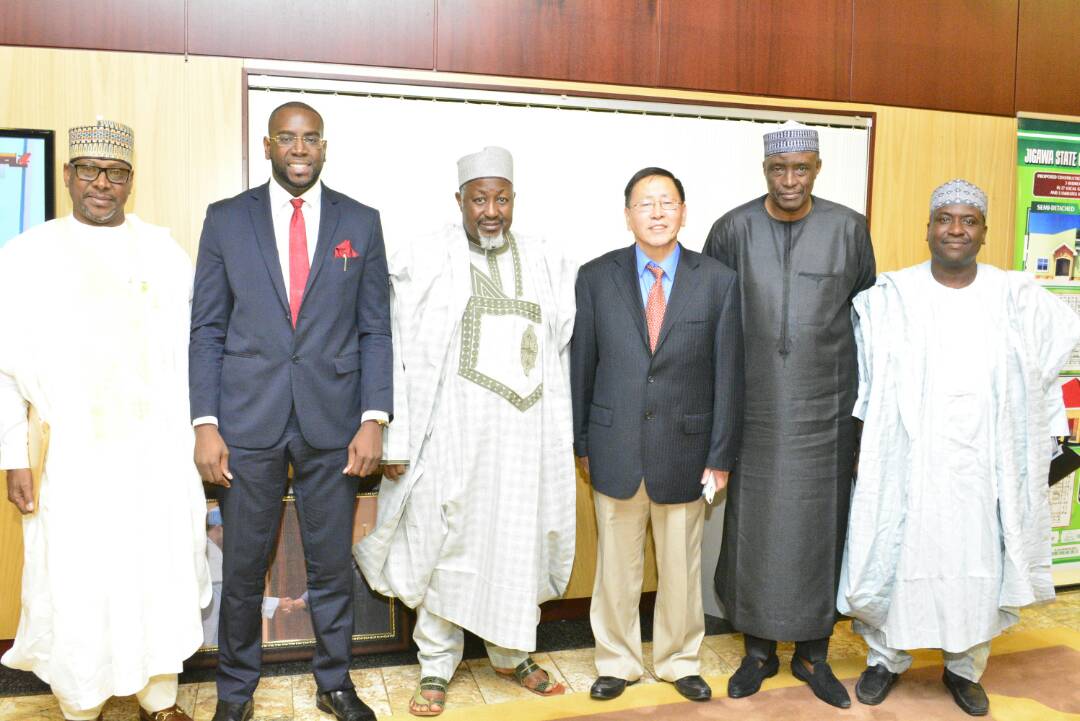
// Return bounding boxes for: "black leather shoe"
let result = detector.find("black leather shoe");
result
[590,676,635,700]
[791,657,851,709]
[727,654,779,698]
[211,700,253,721]
[673,674,711,701]
[943,668,989,716]
[855,664,899,705]
[316,688,376,721]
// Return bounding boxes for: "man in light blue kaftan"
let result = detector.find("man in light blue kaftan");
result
[839,180,1080,716]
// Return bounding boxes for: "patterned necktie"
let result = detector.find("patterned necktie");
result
[288,197,309,328]
[645,262,666,352]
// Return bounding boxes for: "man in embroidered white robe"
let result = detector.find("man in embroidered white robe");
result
[355,146,576,714]
[0,120,209,721]
[839,180,1080,716]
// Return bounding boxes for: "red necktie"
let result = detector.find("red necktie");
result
[645,262,666,352]
[288,197,309,328]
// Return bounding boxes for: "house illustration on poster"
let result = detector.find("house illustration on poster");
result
[1028,212,1080,281]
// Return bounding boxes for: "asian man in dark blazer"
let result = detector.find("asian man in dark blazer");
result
[571,167,743,703]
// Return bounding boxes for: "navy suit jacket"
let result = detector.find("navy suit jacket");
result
[189,182,393,450]
[570,244,743,504]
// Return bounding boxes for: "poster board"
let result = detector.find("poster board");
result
[1016,113,1080,585]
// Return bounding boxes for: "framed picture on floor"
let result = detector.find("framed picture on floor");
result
[192,490,409,665]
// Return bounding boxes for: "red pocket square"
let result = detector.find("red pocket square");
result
[334,240,359,259]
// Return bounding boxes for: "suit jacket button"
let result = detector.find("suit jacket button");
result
[647,375,655,383]
[291,355,300,363]
[645,411,654,420]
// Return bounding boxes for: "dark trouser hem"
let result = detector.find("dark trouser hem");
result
[744,633,831,662]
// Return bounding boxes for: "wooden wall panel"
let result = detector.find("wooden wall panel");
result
[436,0,659,87]
[659,0,851,102]
[187,0,434,69]
[0,47,242,261]
[868,105,1016,271]
[0,0,184,53]
[1015,0,1080,117]
[0,470,23,636]
[851,0,1019,116]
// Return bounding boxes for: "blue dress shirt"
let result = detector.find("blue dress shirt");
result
[636,243,680,306]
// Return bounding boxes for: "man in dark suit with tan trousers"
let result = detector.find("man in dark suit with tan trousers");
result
[571,167,743,703]
[190,101,390,721]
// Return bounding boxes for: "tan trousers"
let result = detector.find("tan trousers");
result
[591,482,705,682]
[60,674,178,720]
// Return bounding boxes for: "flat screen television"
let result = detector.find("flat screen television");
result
[0,128,55,248]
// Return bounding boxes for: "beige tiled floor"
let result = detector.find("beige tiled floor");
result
[4,590,1078,720]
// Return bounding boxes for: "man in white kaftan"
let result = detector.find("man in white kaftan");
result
[354,147,576,715]
[839,180,1080,716]
[0,120,210,721]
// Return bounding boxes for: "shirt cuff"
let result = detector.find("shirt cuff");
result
[361,410,390,425]
[0,441,30,470]
[0,417,30,469]
[193,416,218,428]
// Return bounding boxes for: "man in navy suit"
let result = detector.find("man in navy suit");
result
[571,167,743,703]
[190,102,391,721]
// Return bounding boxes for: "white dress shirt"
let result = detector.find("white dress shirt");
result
[269,177,322,288]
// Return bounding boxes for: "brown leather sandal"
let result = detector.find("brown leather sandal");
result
[494,657,567,696]
[409,675,448,717]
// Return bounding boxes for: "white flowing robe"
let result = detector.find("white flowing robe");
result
[839,262,1080,652]
[354,225,577,652]
[0,216,211,711]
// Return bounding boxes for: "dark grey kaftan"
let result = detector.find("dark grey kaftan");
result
[704,195,875,641]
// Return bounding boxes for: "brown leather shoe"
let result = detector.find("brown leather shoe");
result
[139,705,194,721]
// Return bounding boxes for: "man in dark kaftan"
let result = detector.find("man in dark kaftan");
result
[704,121,876,709]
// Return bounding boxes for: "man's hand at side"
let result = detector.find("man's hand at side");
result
[195,424,233,487]
[6,468,34,514]
[701,468,730,504]
[344,421,383,477]
[382,463,407,481]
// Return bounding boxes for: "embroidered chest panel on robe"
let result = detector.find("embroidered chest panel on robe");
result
[457,234,544,411]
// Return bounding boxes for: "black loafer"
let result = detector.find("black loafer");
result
[315,688,376,721]
[727,654,779,698]
[590,676,635,700]
[673,674,711,701]
[855,664,899,705]
[791,657,851,709]
[211,700,253,721]
[943,668,989,716]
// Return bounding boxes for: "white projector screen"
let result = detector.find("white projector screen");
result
[246,75,872,264]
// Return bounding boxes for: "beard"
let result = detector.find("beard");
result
[475,230,507,251]
[76,198,122,226]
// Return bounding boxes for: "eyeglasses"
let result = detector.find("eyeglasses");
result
[629,199,682,214]
[269,133,324,147]
[71,163,131,184]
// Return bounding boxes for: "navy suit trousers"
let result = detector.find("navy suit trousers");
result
[216,413,359,702]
